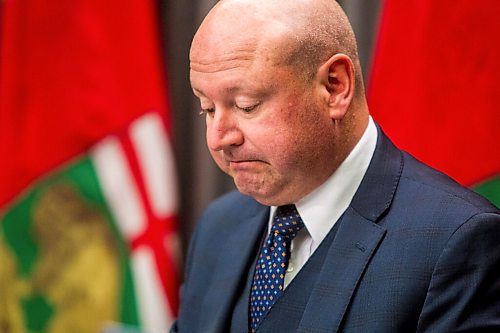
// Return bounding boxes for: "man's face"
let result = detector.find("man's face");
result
[190,30,338,206]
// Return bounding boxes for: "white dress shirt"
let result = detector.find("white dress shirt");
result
[267,116,378,288]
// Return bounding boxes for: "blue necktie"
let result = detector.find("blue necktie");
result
[249,204,305,332]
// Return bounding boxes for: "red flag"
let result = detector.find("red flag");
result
[369,0,500,206]
[1,0,179,331]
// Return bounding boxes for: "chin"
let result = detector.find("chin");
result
[232,172,296,205]
[234,181,267,202]
[233,183,287,206]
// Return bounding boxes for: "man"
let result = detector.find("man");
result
[174,0,500,332]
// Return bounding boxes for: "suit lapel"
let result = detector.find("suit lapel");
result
[298,208,386,332]
[298,128,403,332]
[199,201,269,332]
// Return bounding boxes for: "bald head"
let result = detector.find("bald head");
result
[191,0,365,96]
[190,0,370,205]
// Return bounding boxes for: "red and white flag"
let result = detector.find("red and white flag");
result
[369,0,500,206]
[0,1,179,331]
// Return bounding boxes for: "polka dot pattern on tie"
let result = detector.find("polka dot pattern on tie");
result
[249,204,305,332]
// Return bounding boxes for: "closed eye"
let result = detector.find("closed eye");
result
[236,102,261,113]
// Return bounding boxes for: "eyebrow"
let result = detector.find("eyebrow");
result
[192,86,245,97]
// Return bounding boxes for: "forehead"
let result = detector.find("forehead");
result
[190,39,261,74]
[190,59,280,102]
[189,2,292,70]
[189,2,301,97]
[190,35,288,96]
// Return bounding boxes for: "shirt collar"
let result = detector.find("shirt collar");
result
[269,116,378,245]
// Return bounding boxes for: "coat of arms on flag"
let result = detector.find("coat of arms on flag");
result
[1,112,180,332]
[1,0,181,330]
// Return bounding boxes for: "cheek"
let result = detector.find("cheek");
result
[251,125,302,171]
[274,104,332,166]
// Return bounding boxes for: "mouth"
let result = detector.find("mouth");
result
[228,159,265,169]
[230,159,257,165]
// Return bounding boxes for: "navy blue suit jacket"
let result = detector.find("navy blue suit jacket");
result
[174,128,500,332]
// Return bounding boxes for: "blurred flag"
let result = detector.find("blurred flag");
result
[0,1,179,332]
[369,0,500,207]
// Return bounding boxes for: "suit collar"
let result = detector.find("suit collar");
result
[350,125,403,221]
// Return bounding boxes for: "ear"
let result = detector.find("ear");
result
[317,53,355,120]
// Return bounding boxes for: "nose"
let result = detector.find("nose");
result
[206,109,244,151]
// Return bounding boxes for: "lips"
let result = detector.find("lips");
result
[228,159,264,169]
[224,154,263,165]
[230,159,255,163]
[230,159,257,165]
[220,150,268,169]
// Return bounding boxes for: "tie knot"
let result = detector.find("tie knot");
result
[271,204,305,239]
